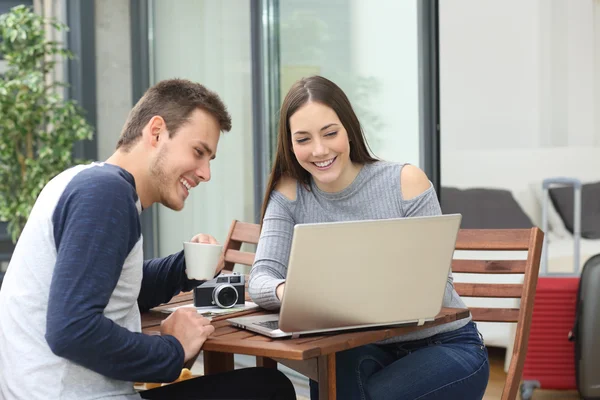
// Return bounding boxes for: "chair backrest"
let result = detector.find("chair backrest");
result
[452,228,543,400]
[218,220,544,400]
[217,220,261,273]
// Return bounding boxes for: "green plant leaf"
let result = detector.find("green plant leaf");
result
[0,5,94,244]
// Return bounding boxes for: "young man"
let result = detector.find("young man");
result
[0,79,296,400]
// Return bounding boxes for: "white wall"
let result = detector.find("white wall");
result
[439,0,600,226]
[440,0,600,152]
[31,0,133,160]
[440,0,541,150]
[95,0,132,160]
[34,0,66,98]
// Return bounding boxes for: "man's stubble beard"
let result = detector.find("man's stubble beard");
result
[149,146,181,211]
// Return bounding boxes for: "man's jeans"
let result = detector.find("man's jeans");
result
[310,321,489,400]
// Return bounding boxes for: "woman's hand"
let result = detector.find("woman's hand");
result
[276,283,286,301]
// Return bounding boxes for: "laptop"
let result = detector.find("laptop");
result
[228,214,462,339]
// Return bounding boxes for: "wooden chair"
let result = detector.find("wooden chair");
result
[218,220,544,400]
[215,220,282,370]
[217,220,261,274]
[452,228,543,400]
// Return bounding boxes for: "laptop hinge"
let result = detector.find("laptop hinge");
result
[291,333,300,339]
[417,319,425,326]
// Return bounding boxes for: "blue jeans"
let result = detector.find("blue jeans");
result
[309,321,489,400]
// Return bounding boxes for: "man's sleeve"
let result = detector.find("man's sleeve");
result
[45,175,185,383]
[138,251,204,313]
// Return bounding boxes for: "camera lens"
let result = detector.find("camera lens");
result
[213,284,238,308]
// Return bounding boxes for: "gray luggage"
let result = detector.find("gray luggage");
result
[569,253,600,399]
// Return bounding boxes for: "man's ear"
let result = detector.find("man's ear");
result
[146,116,167,148]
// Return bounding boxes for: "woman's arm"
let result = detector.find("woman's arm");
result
[399,164,458,292]
[248,178,297,310]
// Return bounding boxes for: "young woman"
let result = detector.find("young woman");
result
[248,75,489,400]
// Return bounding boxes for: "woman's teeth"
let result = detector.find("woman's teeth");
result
[314,158,335,168]
[180,178,191,190]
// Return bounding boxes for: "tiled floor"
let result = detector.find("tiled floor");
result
[484,347,580,400]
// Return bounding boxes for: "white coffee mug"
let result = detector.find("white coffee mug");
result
[183,242,223,280]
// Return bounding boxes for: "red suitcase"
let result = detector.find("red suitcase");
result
[520,178,581,399]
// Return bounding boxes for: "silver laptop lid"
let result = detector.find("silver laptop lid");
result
[279,214,462,333]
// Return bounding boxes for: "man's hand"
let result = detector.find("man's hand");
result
[190,233,218,244]
[276,283,285,301]
[160,308,215,363]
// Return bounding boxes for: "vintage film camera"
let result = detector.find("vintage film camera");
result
[193,273,245,309]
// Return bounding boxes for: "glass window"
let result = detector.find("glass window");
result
[277,0,422,165]
[150,0,255,259]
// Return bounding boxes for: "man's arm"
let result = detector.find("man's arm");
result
[138,252,202,313]
[45,175,184,383]
[139,233,222,312]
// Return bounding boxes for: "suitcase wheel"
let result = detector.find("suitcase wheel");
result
[520,380,540,400]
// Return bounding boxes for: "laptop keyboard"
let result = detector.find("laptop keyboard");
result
[254,320,279,330]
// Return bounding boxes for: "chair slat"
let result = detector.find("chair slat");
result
[224,249,256,266]
[456,229,532,250]
[469,307,520,323]
[230,222,261,244]
[454,283,523,298]
[452,260,526,274]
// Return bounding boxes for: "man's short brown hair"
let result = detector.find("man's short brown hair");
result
[116,79,232,151]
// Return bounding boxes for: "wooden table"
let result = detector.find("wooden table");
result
[141,292,471,400]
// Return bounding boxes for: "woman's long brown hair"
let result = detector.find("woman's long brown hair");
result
[260,76,378,223]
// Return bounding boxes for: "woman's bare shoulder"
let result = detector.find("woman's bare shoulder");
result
[400,164,431,200]
[274,176,298,201]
